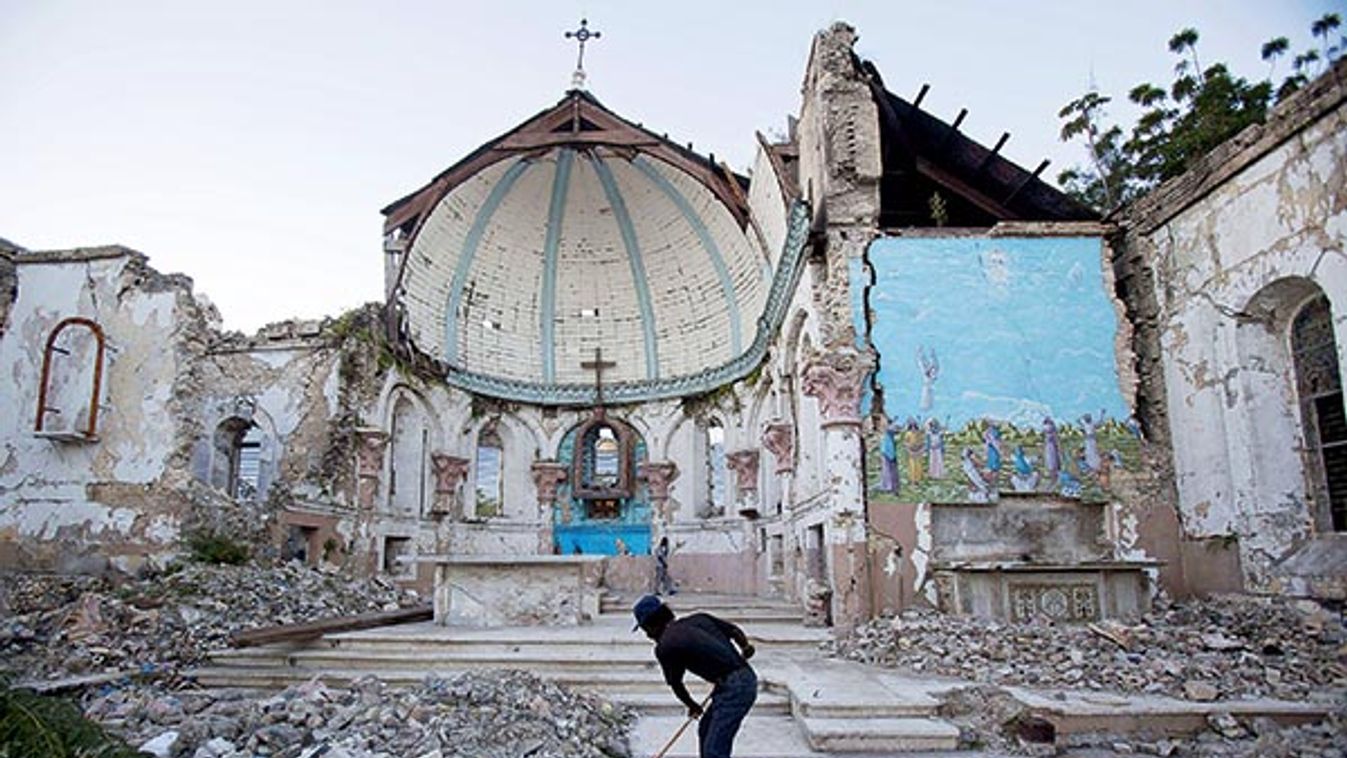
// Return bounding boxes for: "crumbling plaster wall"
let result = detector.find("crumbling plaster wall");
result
[1117,62,1347,592]
[768,21,884,624]
[0,248,211,573]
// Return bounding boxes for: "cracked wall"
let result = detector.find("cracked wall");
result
[1117,60,1347,593]
[0,248,209,572]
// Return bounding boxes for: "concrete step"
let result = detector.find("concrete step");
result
[630,715,823,757]
[614,691,791,717]
[799,716,961,752]
[255,647,661,672]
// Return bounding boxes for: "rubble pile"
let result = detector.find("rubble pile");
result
[83,673,634,758]
[0,563,421,680]
[938,685,1347,757]
[827,594,1347,701]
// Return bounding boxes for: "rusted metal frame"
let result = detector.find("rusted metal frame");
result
[35,317,105,438]
[569,415,638,501]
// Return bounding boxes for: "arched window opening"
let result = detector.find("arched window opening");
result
[1292,296,1347,531]
[35,317,105,442]
[706,421,728,517]
[212,418,262,501]
[474,426,504,518]
[389,396,428,517]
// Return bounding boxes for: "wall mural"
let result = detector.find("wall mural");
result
[858,235,1139,502]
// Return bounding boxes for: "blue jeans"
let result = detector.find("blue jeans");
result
[698,666,757,758]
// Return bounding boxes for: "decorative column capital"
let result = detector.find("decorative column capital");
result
[637,461,680,500]
[801,345,874,426]
[761,422,795,474]
[431,453,470,489]
[725,450,760,494]
[354,428,389,478]
[429,453,469,516]
[530,460,569,504]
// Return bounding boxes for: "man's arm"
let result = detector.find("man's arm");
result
[661,659,704,717]
[711,614,755,660]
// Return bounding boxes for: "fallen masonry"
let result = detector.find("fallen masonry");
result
[82,673,635,758]
[0,563,423,682]
[829,595,1347,755]
[827,595,1347,702]
[4,563,1346,757]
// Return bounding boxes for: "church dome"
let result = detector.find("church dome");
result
[383,91,799,405]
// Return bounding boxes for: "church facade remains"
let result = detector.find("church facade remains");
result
[1,25,1342,626]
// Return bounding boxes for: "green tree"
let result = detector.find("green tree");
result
[1058,16,1341,212]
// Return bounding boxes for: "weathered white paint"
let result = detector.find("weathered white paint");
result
[1148,100,1347,589]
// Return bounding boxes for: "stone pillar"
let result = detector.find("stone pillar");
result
[638,461,679,545]
[430,453,469,554]
[531,461,568,554]
[726,450,761,518]
[801,344,874,627]
[354,428,389,510]
[762,421,797,598]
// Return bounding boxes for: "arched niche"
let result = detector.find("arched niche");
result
[387,391,433,517]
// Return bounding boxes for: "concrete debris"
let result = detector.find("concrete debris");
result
[81,673,634,758]
[0,563,421,681]
[826,594,1347,701]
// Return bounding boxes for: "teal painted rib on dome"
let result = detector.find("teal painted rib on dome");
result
[631,155,742,355]
[444,159,529,366]
[592,153,659,380]
[540,149,575,383]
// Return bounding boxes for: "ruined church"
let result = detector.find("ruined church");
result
[2,23,1343,628]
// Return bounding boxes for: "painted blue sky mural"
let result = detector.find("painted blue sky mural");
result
[863,236,1128,428]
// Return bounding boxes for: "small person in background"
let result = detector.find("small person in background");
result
[653,535,677,595]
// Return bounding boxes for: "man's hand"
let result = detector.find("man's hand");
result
[741,643,756,660]
[686,703,704,719]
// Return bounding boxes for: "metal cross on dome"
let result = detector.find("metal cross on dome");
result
[564,19,601,90]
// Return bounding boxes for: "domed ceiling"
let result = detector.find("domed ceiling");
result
[383,91,808,405]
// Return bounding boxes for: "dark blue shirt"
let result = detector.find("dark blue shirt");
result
[655,612,750,689]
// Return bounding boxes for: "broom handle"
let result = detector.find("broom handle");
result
[652,692,715,758]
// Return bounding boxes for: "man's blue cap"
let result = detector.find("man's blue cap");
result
[632,594,664,631]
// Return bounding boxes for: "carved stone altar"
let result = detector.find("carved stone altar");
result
[414,554,606,626]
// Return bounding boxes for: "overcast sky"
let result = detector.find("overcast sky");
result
[1,0,1339,331]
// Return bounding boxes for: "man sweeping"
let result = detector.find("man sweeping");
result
[632,594,757,758]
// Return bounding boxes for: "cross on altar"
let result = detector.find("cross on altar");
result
[581,347,616,406]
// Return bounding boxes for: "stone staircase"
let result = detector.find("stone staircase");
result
[192,593,960,755]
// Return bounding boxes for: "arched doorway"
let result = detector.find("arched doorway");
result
[553,414,650,555]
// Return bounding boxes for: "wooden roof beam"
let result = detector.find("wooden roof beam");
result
[915,156,1017,219]
[1002,159,1052,206]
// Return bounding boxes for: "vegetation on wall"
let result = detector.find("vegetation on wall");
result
[1057,13,1342,212]
[184,529,252,565]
